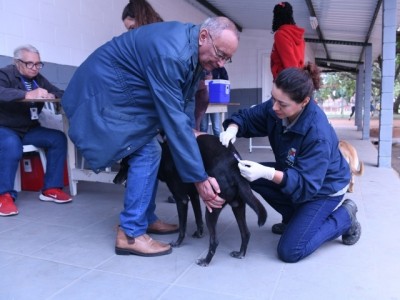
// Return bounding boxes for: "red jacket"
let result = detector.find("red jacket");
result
[270,24,305,80]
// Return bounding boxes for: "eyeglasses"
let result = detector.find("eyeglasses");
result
[208,33,232,64]
[17,59,44,69]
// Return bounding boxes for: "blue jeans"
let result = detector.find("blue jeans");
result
[0,126,67,199]
[119,137,161,238]
[250,166,352,263]
[200,113,221,136]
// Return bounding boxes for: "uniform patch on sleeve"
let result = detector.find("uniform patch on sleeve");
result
[285,148,297,166]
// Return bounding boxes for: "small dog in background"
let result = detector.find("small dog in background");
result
[339,140,364,193]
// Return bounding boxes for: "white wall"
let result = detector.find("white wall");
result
[149,0,207,23]
[0,0,211,66]
[0,0,276,93]
[230,29,273,91]
[0,0,128,66]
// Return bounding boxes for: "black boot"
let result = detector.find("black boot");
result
[271,222,287,235]
[341,199,362,245]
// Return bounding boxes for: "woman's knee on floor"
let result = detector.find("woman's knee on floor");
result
[277,241,304,263]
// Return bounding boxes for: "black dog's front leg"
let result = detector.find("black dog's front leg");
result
[196,208,222,267]
[113,156,130,185]
[170,195,189,247]
[230,202,250,259]
[189,191,204,239]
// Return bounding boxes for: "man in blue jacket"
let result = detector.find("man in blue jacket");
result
[62,17,239,257]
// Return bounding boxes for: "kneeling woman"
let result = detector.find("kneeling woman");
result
[219,63,361,263]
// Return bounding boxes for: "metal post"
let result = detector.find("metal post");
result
[355,65,364,131]
[362,45,373,140]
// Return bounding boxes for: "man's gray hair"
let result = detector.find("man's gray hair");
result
[13,44,40,60]
[200,16,240,40]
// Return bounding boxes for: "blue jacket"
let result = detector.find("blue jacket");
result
[62,21,207,182]
[224,99,350,203]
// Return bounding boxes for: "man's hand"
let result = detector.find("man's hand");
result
[219,125,238,147]
[238,160,276,182]
[25,88,54,100]
[194,177,225,213]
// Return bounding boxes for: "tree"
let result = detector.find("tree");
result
[320,72,356,102]
[320,32,400,112]
[393,34,400,113]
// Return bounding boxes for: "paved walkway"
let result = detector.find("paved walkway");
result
[0,123,399,299]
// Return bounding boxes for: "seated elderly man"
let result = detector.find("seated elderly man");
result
[0,44,72,216]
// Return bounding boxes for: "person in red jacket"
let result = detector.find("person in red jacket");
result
[269,2,305,234]
[270,2,305,80]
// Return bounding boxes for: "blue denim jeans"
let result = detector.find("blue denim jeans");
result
[119,137,161,238]
[200,113,221,136]
[250,171,351,263]
[0,126,67,199]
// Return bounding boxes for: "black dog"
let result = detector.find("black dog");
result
[158,134,267,266]
[114,134,267,266]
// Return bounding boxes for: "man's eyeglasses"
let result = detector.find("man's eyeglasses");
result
[208,33,232,64]
[17,59,44,69]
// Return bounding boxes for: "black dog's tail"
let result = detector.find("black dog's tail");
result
[238,181,267,226]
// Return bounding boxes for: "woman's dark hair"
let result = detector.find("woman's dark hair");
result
[121,0,163,28]
[272,2,295,32]
[274,62,321,103]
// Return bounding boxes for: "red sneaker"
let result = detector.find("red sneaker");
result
[39,188,72,203]
[0,193,19,216]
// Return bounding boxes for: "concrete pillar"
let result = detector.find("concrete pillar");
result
[355,65,364,131]
[378,0,397,168]
[362,45,373,140]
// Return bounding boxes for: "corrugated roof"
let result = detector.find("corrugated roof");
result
[186,0,400,72]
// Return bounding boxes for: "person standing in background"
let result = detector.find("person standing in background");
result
[200,67,229,136]
[268,1,305,234]
[349,94,356,120]
[121,0,163,30]
[270,2,305,80]
[194,70,212,131]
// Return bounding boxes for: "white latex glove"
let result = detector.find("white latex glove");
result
[238,160,276,182]
[219,126,238,147]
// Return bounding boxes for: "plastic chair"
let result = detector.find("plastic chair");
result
[14,145,47,192]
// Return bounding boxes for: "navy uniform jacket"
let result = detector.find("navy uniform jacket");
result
[223,99,350,203]
[62,21,207,182]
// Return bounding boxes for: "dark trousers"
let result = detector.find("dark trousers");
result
[250,163,351,263]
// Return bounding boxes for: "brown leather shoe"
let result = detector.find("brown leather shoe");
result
[115,227,172,257]
[147,219,179,235]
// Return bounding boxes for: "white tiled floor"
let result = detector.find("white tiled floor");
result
[1,124,400,300]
